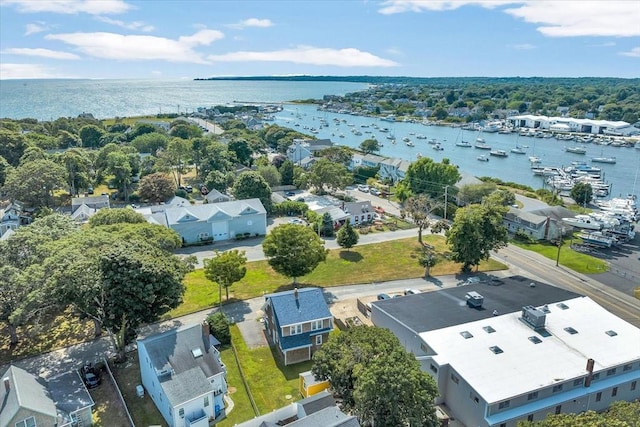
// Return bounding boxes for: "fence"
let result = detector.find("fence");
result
[103,357,136,427]
[230,341,260,417]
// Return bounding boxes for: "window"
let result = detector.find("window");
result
[430,364,438,373]
[498,400,511,409]
[483,326,496,333]
[315,335,322,345]
[555,405,562,415]
[631,381,637,391]
[595,392,602,402]
[16,417,36,427]
[204,396,209,407]
[451,374,459,384]
[290,324,302,335]
[527,391,538,400]
[500,424,506,427]
[179,408,185,418]
[612,387,618,397]
[607,368,616,376]
[623,364,633,371]
[553,384,563,393]
[470,392,479,404]
[592,373,600,380]
[573,378,584,386]
[311,320,323,330]
[460,331,473,339]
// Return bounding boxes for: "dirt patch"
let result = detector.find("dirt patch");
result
[90,369,132,427]
[329,298,374,327]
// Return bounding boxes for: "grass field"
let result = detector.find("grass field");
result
[511,239,609,274]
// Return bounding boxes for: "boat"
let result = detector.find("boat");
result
[416,134,427,139]
[416,153,423,159]
[477,155,489,162]
[474,142,491,150]
[381,114,396,122]
[481,121,501,133]
[490,150,508,157]
[578,231,613,248]
[406,141,415,147]
[432,143,444,151]
[565,146,587,154]
[402,137,411,143]
[529,156,542,164]
[510,146,526,154]
[456,140,473,147]
[592,156,616,164]
[561,215,602,230]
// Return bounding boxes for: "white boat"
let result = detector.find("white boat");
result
[561,215,602,230]
[416,134,427,139]
[432,143,444,151]
[511,146,526,154]
[565,146,587,154]
[456,140,473,147]
[477,155,489,162]
[592,156,616,164]
[578,231,613,248]
[529,156,542,164]
[406,141,415,147]
[402,137,411,142]
[489,150,508,157]
[474,142,491,150]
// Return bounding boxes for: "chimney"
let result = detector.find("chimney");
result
[294,288,299,300]
[202,321,210,340]
[3,377,9,393]
[584,358,595,387]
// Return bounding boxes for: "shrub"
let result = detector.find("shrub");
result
[206,312,231,345]
[513,230,535,243]
[175,188,187,198]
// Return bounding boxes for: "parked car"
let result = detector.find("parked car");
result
[87,186,94,195]
[357,184,369,193]
[80,362,101,389]
[404,289,422,295]
[370,188,381,196]
[285,191,296,197]
[289,218,305,225]
[377,293,391,300]
[466,277,481,284]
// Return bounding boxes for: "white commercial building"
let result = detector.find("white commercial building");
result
[508,115,639,136]
[371,277,640,427]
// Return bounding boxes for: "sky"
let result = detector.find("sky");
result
[0,0,639,80]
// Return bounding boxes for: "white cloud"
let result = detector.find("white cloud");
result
[228,18,274,29]
[620,47,640,57]
[95,16,154,32]
[505,2,640,37]
[25,23,47,35]
[4,47,80,60]
[509,43,536,50]
[3,0,131,15]
[208,46,399,67]
[378,1,640,37]
[45,29,224,63]
[0,63,71,79]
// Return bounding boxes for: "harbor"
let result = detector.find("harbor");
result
[274,103,640,199]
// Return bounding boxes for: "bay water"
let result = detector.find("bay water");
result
[1,79,638,198]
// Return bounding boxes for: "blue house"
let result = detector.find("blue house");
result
[263,288,334,365]
[137,323,227,427]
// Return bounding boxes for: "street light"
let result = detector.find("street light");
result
[556,226,565,266]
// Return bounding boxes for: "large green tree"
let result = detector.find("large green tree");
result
[336,220,359,251]
[203,250,247,306]
[257,165,282,188]
[312,326,438,427]
[262,224,327,283]
[402,157,461,198]
[404,195,438,246]
[570,182,593,206]
[446,202,508,272]
[3,158,66,207]
[156,137,192,187]
[517,400,640,427]
[307,157,352,194]
[231,171,272,212]
[58,148,93,196]
[359,138,381,155]
[79,124,106,148]
[279,159,295,185]
[137,172,175,203]
[88,208,147,227]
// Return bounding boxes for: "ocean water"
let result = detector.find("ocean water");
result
[0,79,638,197]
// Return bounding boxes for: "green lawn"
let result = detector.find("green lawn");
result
[169,235,506,317]
[511,239,609,274]
[217,344,256,426]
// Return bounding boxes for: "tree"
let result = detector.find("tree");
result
[204,250,247,306]
[312,326,438,427]
[169,122,202,139]
[418,248,438,277]
[0,128,28,166]
[106,150,134,201]
[336,221,358,251]
[517,401,640,427]
[228,139,253,166]
[131,132,169,154]
[403,157,460,198]
[320,212,334,237]
[156,137,192,187]
[359,138,381,155]
[483,189,516,207]
[570,182,593,206]
[307,158,351,194]
[137,172,175,203]
[206,169,235,192]
[257,165,282,188]
[446,203,508,272]
[206,312,231,345]
[79,124,106,148]
[404,195,438,246]
[262,224,327,283]
[0,155,10,186]
[58,148,92,196]
[88,208,147,227]
[3,159,66,208]
[318,146,352,166]
[279,159,295,185]
[231,171,272,212]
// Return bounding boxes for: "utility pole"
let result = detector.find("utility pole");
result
[444,185,449,220]
[556,226,564,266]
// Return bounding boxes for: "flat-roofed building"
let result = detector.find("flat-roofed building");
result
[371,276,640,427]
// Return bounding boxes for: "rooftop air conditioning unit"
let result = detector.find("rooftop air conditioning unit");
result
[522,305,546,329]
[465,291,484,308]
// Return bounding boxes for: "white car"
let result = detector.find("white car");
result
[357,184,369,193]
[370,188,381,196]
[289,218,305,225]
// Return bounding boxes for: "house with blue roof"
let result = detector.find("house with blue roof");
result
[137,323,227,427]
[263,288,334,365]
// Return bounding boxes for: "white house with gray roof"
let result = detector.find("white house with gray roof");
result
[136,198,267,245]
[137,323,227,427]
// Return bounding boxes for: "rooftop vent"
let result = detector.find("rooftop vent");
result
[191,347,203,358]
[528,336,542,344]
[465,291,484,308]
[605,330,618,337]
[521,305,546,330]
[460,331,473,339]
[489,346,504,354]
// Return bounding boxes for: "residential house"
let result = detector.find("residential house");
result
[0,201,32,238]
[287,139,334,166]
[503,209,564,241]
[71,195,110,211]
[342,201,375,226]
[371,277,640,427]
[204,189,232,204]
[299,371,330,398]
[235,390,359,427]
[137,323,227,427]
[0,365,94,427]
[263,288,334,365]
[137,198,267,245]
[378,158,410,183]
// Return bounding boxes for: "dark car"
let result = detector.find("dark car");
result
[185,185,193,193]
[87,186,94,195]
[285,191,296,197]
[377,293,391,300]
[81,362,101,389]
